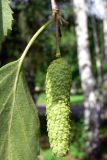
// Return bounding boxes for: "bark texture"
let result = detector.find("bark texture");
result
[102,0,107,120]
[103,1,107,63]
[72,0,100,158]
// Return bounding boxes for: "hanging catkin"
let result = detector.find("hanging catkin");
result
[45,58,72,157]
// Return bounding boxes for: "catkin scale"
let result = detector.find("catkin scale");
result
[45,58,72,157]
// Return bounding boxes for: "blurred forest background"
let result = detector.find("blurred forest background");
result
[0,0,107,160]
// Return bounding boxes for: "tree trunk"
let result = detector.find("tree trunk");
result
[103,1,107,65]
[72,0,100,159]
[102,0,107,120]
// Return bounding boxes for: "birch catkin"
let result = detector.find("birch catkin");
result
[45,58,72,157]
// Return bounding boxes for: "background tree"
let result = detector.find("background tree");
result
[72,0,100,159]
[102,0,107,118]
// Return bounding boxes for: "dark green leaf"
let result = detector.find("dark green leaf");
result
[0,60,40,160]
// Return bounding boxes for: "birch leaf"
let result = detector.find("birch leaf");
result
[0,60,40,160]
[0,0,13,44]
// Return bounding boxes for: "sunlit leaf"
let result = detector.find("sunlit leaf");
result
[0,0,13,44]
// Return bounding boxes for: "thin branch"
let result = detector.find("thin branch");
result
[51,0,61,57]
[55,15,61,57]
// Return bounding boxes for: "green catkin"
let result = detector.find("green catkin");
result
[45,58,72,157]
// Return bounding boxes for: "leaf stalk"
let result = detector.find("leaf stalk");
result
[14,18,54,92]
